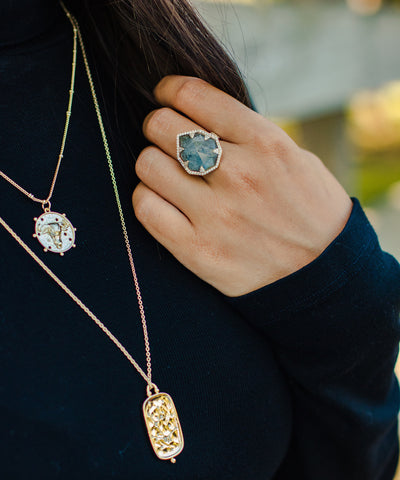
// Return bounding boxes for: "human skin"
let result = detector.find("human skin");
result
[132,75,353,297]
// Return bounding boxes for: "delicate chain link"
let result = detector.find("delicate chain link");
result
[0,2,156,392]
[0,215,150,384]
[0,19,78,209]
[62,4,154,386]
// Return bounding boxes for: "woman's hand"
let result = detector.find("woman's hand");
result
[132,75,353,297]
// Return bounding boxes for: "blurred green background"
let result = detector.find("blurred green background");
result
[194,0,400,262]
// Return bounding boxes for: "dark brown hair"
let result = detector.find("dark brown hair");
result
[66,0,254,134]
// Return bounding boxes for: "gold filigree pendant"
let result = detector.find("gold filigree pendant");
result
[33,212,76,256]
[143,392,184,463]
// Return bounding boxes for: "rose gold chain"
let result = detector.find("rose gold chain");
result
[0,215,151,384]
[64,4,154,387]
[0,18,78,210]
[0,2,156,393]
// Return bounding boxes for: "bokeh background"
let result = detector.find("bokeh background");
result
[193,0,400,476]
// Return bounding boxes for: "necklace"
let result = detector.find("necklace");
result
[0,2,184,464]
[0,19,77,256]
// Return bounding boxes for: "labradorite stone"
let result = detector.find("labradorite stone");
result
[179,133,218,173]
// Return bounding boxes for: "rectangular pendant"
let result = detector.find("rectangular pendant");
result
[143,392,184,462]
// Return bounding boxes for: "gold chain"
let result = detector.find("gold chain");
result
[0,19,78,211]
[63,4,154,389]
[0,2,156,393]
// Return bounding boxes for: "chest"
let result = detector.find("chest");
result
[0,38,292,479]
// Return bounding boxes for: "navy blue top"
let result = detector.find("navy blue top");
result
[1,1,399,479]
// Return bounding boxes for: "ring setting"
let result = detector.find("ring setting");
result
[176,129,222,176]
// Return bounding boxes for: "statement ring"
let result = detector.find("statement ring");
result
[176,129,222,176]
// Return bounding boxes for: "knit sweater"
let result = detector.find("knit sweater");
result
[1,1,399,479]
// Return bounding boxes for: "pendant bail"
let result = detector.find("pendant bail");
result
[42,200,52,213]
[146,382,159,397]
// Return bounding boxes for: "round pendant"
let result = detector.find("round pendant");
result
[33,212,76,256]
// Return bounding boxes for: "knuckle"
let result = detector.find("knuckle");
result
[144,107,174,136]
[249,123,292,159]
[192,229,230,266]
[135,146,158,179]
[196,241,220,266]
[224,161,261,195]
[132,184,151,222]
[175,77,208,107]
[134,202,148,223]
[246,120,271,146]
[236,170,260,194]
[217,197,248,234]
[270,134,291,159]
[218,203,242,231]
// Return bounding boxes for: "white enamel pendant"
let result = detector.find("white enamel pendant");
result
[33,212,76,256]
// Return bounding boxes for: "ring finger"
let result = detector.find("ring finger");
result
[135,145,207,221]
[142,107,235,184]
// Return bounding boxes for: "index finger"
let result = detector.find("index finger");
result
[153,75,264,145]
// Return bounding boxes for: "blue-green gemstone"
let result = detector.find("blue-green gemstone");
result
[179,133,218,173]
